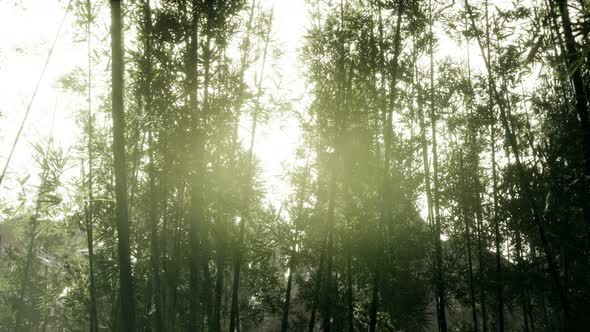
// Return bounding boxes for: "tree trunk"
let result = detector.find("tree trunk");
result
[556,0,590,230]
[321,162,336,332]
[475,191,489,332]
[187,0,204,329]
[201,26,214,332]
[308,249,325,332]
[281,159,310,332]
[148,131,163,332]
[142,1,163,330]
[464,29,488,331]
[460,152,479,331]
[213,237,225,332]
[515,231,530,332]
[85,1,98,330]
[428,2,448,330]
[490,73,505,332]
[369,3,403,331]
[483,5,505,330]
[229,217,244,332]
[110,1,135,330]
[281,247,296,332]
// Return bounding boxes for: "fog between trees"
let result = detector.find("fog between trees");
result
[1,0,590,331]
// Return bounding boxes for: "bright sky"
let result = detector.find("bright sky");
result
[0,0,308,209]
[1,0,83,206]
[254,0,308,206]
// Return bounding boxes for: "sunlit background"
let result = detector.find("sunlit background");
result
[0,0,308,209]
[0,0,535,225]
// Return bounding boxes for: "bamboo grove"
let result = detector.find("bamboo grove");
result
[1,0,590,331]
